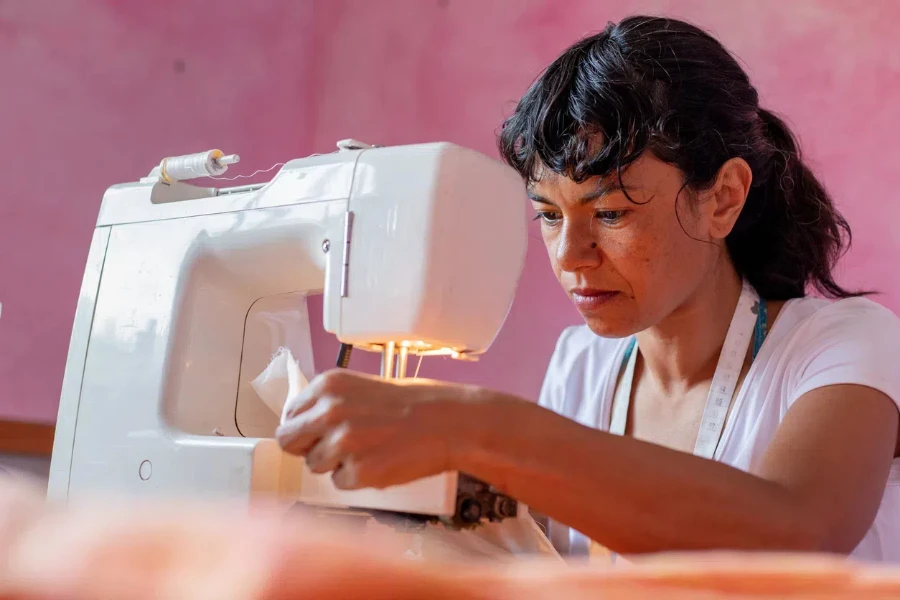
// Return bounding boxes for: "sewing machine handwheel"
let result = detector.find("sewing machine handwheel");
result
[457,497,483,524]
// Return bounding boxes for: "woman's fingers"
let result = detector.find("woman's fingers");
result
[306,422,353,474]
[331,456,364,490]
[282,370,378,422]
[276,395,347,455]
[330,446,451,491]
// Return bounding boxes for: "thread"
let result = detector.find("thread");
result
[157,148,347,184]
[209,151,336,181]
[210,162,285,181]
[159,150,239,183]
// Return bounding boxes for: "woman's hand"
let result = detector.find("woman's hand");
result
[275,369,483,490]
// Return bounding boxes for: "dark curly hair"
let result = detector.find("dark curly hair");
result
[498,15,863,300]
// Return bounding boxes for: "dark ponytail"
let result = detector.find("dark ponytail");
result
[728,109,860,299]
[498,15,865,300]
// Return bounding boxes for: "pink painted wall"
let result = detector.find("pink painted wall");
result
[2,0,898,423]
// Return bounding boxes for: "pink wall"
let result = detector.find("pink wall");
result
[2,0,898,423]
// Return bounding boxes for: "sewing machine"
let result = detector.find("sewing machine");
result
[47,140,528,527]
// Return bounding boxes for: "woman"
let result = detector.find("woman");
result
[276,16,900,562]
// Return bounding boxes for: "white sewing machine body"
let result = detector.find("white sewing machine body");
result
[48,141,528,522]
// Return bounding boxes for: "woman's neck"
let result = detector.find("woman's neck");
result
[634,266,744,395]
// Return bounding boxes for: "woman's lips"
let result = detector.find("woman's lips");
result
[569,288,620,311]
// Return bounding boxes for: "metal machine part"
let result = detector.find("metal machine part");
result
[451,474,519,528]
[292,473,518,531]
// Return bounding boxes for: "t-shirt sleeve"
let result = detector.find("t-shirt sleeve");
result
[788,299,900,411]
[537,326,582,415]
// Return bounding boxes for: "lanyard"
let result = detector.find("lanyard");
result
[608,281,767,460]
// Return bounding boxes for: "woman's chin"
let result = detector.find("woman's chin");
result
[580,313,639,339]
[570,292,640,338]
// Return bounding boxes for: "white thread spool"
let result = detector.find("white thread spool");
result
[158,150,240,183]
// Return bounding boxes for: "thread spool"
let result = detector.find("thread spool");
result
[158,150,240,183]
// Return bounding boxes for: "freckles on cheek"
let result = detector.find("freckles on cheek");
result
[606,230,654,265]
[606,232,667,292]
[628,242,658,275]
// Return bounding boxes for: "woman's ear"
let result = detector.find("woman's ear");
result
[707,157,753,240]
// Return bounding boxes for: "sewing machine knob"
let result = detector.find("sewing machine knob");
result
[493,496,518,519]
[457,497,482,524]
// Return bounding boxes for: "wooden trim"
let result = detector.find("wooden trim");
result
[0,420,55,457]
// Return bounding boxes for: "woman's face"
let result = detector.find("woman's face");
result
[530,154,730,337]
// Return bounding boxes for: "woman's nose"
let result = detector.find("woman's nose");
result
[555,222,601,272]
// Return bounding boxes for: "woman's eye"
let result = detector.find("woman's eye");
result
[596,210,627,224]
[533,211,562,225]
[532,210,626,226]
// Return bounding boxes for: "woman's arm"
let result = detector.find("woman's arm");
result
[277,370,898,555]
[458,384,899,555]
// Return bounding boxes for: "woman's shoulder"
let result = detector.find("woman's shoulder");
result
[767,295,900,407]
[775,295,900,342]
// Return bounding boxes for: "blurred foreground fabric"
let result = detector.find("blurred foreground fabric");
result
[1,474,899,600]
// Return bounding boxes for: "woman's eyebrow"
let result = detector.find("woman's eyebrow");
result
[527,191,556,206]
[527,181,629,206]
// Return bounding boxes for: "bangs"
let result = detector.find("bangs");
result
[497,32,669,186]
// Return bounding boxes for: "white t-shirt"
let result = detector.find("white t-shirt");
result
[537,296,900,563]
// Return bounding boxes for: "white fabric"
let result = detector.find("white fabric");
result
[411,513,563,561]
[537,296,900,563]
[251,347,309,425]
